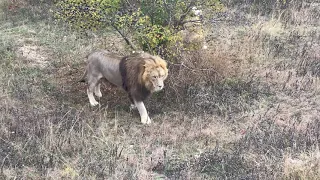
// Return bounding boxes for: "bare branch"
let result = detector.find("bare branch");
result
[110,23,137,51]
[174,1,196,28]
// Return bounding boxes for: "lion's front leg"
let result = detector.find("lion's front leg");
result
[94,83,102,98]
[133,100,151,124]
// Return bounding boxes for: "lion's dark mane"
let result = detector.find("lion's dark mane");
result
[119,55,151,103]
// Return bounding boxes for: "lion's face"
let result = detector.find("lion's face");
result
[142,57,168,92]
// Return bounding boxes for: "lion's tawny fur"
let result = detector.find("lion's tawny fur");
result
[81,50,168,124]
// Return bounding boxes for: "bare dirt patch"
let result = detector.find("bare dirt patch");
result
[17,45,50,68]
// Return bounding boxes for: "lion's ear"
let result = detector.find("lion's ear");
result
[143,59,154,68]
[159,60,168,70]
[153,57,167,69]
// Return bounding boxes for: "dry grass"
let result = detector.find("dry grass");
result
[1,0,320,179]
[284,150,320,179]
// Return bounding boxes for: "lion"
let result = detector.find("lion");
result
[79,50,168,124]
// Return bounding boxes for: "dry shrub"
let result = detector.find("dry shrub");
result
[222,0,319,26]
[172,50,224,83]
[275,1,320,26]
[167,47,238,89]
[161,48,232,106]
[284,151,320,180]
[160,47,268,116]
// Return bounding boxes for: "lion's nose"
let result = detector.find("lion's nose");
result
[158,85,163,89]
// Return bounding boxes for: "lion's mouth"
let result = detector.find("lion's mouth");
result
[154,86,164,92]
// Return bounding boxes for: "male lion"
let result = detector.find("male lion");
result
[80,50,168,124]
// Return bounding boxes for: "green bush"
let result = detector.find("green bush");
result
[54,0,223,57]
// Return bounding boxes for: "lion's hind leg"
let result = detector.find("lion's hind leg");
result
[87,77,100,106]
[128,95,136,110]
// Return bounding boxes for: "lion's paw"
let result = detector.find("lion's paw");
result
[141,116,152,124]
[89,100,99,107]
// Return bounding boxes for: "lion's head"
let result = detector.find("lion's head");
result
[141,56,168,92]
[120,52,168,102]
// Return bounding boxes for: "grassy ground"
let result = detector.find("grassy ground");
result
[1,1,319,179]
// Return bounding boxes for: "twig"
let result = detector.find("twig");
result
[175,1,196,27]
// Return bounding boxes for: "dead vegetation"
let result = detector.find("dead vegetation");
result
[0,0,319,179]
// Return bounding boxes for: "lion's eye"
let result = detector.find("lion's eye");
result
[153,76,157,79]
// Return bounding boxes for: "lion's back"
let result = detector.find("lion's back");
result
[87,50,123,87]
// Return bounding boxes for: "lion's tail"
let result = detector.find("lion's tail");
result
[78,70,87,83]
[71,69,87,86]
[78,53,91,83]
